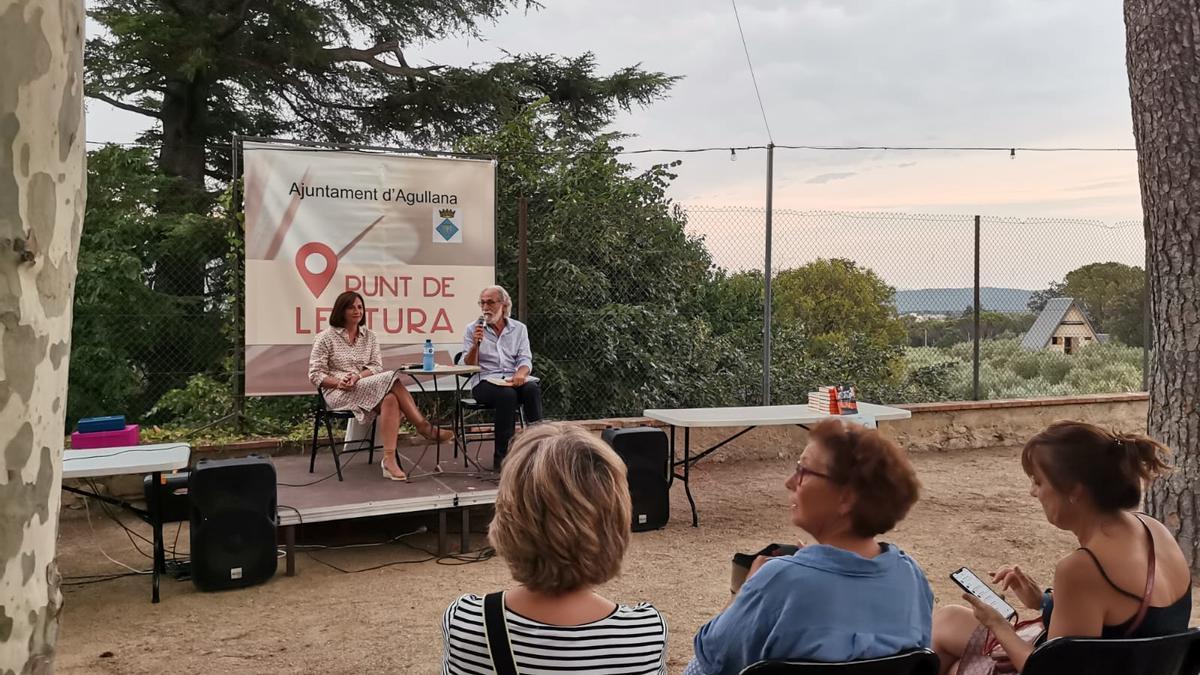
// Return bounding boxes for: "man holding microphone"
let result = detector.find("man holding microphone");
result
[462,285,543,470]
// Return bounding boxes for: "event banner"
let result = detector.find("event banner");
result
[242,140,495,395]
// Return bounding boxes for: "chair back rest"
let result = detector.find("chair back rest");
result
[739,648,940,675]
[1022,630,1200,675]
[314,386,330,412]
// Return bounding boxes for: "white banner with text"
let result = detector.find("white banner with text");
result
[242,140,495,395]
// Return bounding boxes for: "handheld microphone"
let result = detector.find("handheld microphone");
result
[475,315,485,344]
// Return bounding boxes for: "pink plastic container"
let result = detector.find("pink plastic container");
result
[70,424,140,449]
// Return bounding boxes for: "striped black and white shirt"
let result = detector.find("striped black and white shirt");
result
[441,593,668,675]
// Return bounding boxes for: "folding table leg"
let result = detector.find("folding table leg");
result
[151,471,165,603]
[683,429,698,527]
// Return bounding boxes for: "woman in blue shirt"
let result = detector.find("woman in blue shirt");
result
[687,419,933,674]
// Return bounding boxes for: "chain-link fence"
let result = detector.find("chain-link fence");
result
[69,191,1148,429]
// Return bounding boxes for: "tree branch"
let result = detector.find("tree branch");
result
[286,80,376,112]
[215,0,254,41]
[274,89,326,131]
[323,41,443,77]
[87,91,163,119]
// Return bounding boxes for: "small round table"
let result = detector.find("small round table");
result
[396,364,482,478]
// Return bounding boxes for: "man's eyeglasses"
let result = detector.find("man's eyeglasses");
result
[478,299,501,307]
[794,462,833,484]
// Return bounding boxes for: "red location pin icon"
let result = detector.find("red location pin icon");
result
[295,242,338,298]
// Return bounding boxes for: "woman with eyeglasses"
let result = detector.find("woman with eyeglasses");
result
[461,285,543,470]
[685,419,933,675]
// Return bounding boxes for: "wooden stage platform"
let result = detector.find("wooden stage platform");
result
[274,440,498,575]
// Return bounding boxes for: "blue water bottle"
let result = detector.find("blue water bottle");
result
[422,338,435,371]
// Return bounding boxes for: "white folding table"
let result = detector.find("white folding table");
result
[641,403,912,526]
[62,443,191,602]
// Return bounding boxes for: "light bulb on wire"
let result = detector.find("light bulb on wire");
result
[730,148,737,162]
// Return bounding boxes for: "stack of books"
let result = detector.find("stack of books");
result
[807,386,839,415]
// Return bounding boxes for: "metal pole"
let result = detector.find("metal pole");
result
[762,143,775,406]
[973,215,981,401]
[231,133,245,427]
[1143,216,1151,391]
[518,197,528,321]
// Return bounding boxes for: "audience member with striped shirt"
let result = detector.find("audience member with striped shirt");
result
[441,423,668,675]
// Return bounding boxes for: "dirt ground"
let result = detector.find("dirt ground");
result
[54,445,1200,674]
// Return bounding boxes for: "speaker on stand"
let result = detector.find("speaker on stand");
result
[601,427,670,531]
[189,456,278,591]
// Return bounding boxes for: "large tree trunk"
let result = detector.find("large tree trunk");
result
[1125,0,1200,573]
[150,73,216,406]
[0,0,86,670]
[159,74,209,193]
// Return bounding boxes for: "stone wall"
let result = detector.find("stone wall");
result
[581,393,1150,462]
[65,393,1149,501]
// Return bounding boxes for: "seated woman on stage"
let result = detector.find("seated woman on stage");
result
[308,291,452,481]
[441,423,668,674]
[932,421,1188,675]
[686,419,932,675]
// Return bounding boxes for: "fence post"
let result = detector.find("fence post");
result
[762,143,775,406]
[518,196,528,321]
[231,132,245,429]
[973,214,981,401]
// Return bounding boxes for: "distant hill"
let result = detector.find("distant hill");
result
[893,287,1033,315]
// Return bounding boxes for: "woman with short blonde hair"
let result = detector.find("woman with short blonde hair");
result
[441,423,667,675]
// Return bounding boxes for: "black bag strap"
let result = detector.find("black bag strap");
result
[483,592,519,675]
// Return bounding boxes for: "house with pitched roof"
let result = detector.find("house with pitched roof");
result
[1020,297,1106,354]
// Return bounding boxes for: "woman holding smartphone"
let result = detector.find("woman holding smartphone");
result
[932,422,1190,674]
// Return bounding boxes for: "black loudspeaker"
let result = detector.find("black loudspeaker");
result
[188,456,278,591]
[601,427,670,531]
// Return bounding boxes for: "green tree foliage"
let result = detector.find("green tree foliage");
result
[86,0,677,187]
[773,259,907,350]
[905,339,1143,400]
[459,106,753,417]
[700,260,932,405]
[77,2,678,431]
[902,310,1036,348]
[1028,262,1145,346]
[69,146,231,425]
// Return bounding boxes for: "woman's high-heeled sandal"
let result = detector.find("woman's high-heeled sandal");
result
[380,459,406,481]
[416,421,454,443]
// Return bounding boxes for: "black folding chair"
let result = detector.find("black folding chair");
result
[1022,630,1200,675]
[310,386,377,481]
[739,648,939,675]
[452,352,524,469]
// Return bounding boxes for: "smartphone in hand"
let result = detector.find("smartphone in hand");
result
[951,566,1018,621]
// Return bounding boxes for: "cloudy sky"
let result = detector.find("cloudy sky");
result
[87,0,1144,286]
